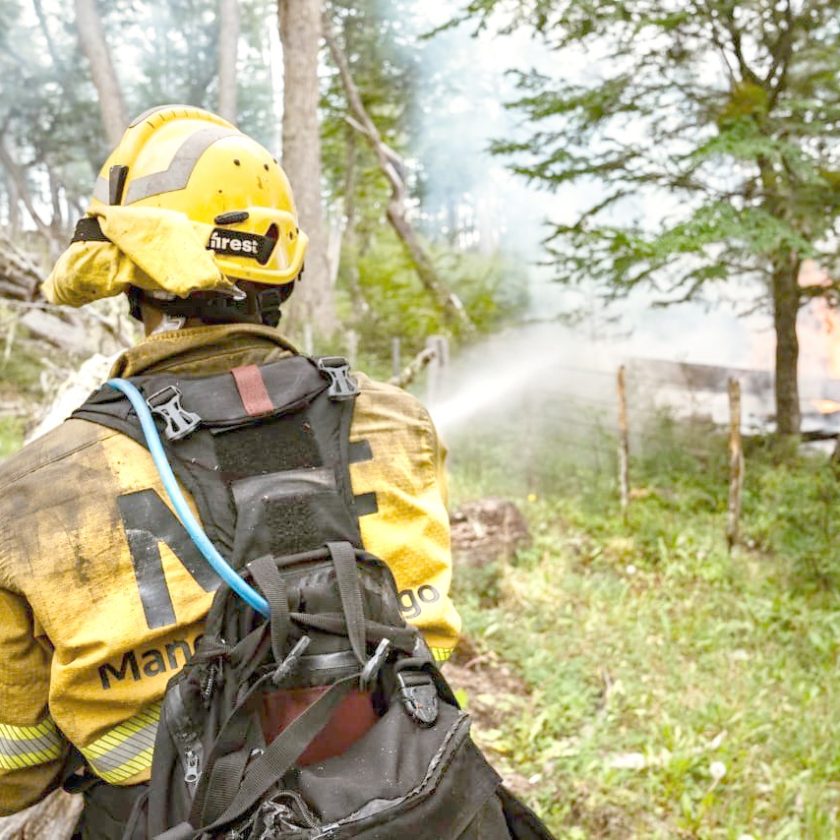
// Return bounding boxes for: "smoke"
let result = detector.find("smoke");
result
[405,6,840,450]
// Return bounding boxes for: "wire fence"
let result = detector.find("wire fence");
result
[439,356,759,544]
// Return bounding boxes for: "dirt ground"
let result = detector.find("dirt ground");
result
[444,637,537,799]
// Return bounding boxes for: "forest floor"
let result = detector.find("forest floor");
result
[447,427,840,840]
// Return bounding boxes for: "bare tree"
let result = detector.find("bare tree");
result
[0,139,60,253]
[218,0,240,122]
[322,14,474,333]
[278,0,336,335]
[74,0,128,148]
[341,130,370,317]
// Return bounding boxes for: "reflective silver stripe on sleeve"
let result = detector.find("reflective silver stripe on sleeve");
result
[0,718,64,770]
[80,702,161,784]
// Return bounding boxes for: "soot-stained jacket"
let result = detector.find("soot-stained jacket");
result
[0,324,460,815]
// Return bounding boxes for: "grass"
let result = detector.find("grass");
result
[0,313,44,459]
[448,417,840,839]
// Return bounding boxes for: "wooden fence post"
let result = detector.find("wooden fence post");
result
[727,377,744,550]
[617,365,630,518]
[391,337,401,380]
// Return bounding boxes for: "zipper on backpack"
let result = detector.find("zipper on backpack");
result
[164,683,204,792]
[183,748,201,786]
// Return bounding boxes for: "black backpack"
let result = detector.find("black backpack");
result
[119,541,554,839]
[73,356,555,839]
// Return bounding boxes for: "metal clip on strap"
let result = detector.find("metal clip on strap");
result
[316,356,359,401]
[272,636,312,686]
[360,638,390,691]
[146,385,201,442]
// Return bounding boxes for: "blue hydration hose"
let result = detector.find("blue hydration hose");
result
[107,378,270,617]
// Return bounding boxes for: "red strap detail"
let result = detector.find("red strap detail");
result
[231,365,274,416]
[259,688,378,765]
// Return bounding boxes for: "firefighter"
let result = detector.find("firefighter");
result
[0,106,460,831]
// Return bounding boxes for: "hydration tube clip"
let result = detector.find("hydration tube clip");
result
[146,385,201,441]
[272,636,312,686]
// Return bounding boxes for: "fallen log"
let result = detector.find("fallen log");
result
[0,236,42,301]
[0,789,82,840]
[20,309,95,354]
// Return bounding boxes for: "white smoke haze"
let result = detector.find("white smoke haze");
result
[410,4,838,446]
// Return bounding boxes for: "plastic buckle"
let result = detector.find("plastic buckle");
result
[146,385,201,442]
[396,669,439,727]
[360,638,390,691]
[316,357,359,401]
[272,635,311,686]
[256,287,283,321]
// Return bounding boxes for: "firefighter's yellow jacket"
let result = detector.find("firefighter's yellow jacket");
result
[0,324,460,815]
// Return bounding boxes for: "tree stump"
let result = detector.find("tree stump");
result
[450,498,531,567]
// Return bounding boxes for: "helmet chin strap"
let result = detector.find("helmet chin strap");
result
[128,282,295,329]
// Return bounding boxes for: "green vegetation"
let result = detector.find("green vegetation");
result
[450,420,840,838]
[334,233,529,377]
[0,311,66,459]
[0,418,22,460]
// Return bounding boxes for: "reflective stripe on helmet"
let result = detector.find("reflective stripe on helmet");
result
[91,125,238,206]
[80,702,161,784]
[0,717,64,770]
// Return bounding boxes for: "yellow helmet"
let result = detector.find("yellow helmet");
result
[90,104,307,286]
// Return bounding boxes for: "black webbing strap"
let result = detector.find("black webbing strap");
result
[200,748,251,827]
[249,556,291,667]
[188,708,254,828]
[291,612,416,652]
[128,285,293,328]
[70,216,110,244]
[154,821,195,840]
[196,675,358,837]
[327,541,367,665]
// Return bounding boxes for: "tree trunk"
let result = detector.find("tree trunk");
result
[278,0,336,336]
[4,173,20,236]
[772,253,801,436]
[0,139,61,255]
[218,0,240,122]
[341,128,370,318]
[74,0,128,148]
[48,168,64,239]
